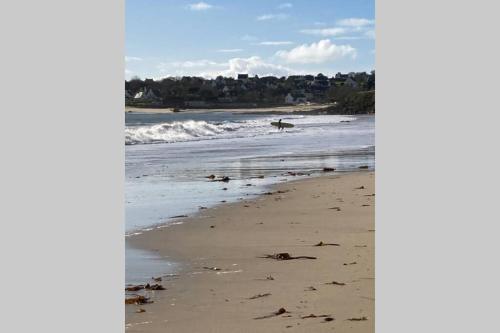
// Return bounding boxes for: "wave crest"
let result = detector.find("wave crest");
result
[125,115,357,145]
[125,120,225,145]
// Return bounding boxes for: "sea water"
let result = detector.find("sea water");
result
[125,111,374,284]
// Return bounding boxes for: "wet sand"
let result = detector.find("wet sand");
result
[126,171,374,332]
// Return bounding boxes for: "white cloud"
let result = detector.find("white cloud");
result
[300,20,375,39]
[219,56,296,77]
[217,49,244,53]
[125,56,143,62]
[300,27,347,37]
[259,41,294,46]
[187,2,213,11]
[276,39,357,64]
[278,3,293,9]
[158,56,298,78]
[337,18,374,28]
[257,14,289,21]
[168,59,223,68]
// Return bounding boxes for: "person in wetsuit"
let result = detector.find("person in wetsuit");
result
[278,119,283,130]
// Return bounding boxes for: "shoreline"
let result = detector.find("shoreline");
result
[126,171,374,332]
[125,103,334,114]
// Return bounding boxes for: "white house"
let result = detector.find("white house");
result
[344,77,358,88]
[134,87,160,100]
[285,93,295,104]
[285,93,307,105]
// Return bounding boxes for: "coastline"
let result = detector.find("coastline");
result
[126,171,374,332]
[125,103,333,114]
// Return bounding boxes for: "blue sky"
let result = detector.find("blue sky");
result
[125,0,374,80]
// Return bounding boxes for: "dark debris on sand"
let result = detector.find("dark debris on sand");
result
[125,295,152,305]
[248,293,271,300]
[260,253,317,260]
[325,281,346,286]
[314,241,340,247]
[254,307,288,320]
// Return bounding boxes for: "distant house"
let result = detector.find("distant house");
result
[344,77,359,88]
[134,87,160,101]
[237,74,249,83]
[335,72,348,79]
[285,92,307,105]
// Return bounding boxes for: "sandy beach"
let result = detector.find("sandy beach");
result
[126,171,374,332]
[125,103,333,114]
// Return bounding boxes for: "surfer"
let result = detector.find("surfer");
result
[270,119,293,129]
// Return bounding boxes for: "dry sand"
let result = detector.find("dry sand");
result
[125,103,333,114]
[126,171,374,332]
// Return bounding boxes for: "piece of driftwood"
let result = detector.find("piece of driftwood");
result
[314,241,340,247]
[348,316,368,321]
[301,314,330,319]
[254,307,288,320]
[248,293,271,300]
[260,253,317,260]
[325,281,346,286]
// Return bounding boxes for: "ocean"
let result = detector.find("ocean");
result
[125,111,374,284]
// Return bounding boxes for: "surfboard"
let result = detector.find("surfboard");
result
[271,122,294,128]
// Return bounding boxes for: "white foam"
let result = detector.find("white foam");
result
[125,120,224,145]
[125,115,356,145]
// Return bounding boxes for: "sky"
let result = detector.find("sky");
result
[125,0,375,80]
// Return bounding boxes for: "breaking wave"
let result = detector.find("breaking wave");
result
[125,120,229,145]
[125,115,356,145]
